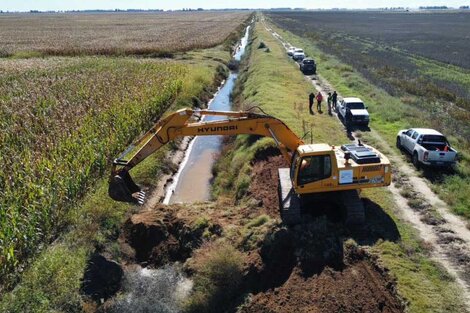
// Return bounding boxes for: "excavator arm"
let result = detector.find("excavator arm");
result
[109,108,303,203]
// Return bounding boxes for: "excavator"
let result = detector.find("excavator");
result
[109,108,391,225]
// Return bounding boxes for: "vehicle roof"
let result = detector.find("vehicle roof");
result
[294,48,303,51]
[293,52,305,55]
[411,128,443,136]
[342,97,363,103]
[298,143,332,154]
[303,58,315,62]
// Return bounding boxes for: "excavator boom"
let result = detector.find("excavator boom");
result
[109,108,303,203]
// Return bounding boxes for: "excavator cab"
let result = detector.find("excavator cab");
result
[279,143,391,225]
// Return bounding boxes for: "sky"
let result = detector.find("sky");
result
[0,0,466,11]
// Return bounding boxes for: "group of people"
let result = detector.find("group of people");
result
[309,90,337,115]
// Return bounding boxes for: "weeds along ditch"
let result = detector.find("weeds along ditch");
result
[266,11,470,220]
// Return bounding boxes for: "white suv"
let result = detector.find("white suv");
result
[292,48,305,61]
[337,97,370,127]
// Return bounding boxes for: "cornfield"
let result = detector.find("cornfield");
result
[0,12,250,56]
[0,57,187,284]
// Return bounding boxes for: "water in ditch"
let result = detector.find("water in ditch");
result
[164,25,250,204]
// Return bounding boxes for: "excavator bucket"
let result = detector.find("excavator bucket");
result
[108,170,146,204]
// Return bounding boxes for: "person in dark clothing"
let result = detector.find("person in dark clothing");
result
[316,92,323,113]
[308,92,315,115]
[327,92,332,115]
[332,91,338,111]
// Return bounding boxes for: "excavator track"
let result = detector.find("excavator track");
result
[279,168,365,226]
[339,190,366,226]
[278,168,302,225]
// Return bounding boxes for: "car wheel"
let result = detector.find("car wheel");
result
[396,137,401,149]
[412,152,420,169]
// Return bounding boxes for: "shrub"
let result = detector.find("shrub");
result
[185,240,244,312]
[246,214,270,228]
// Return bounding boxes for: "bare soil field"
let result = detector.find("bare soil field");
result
[267,11,470,68]
[0,11,250,56]
[267,11,470,144]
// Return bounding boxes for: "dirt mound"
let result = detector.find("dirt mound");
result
[244,220,344,292]
[120,205,218,267]
[243,171,404,313]
[247,154,288,217]
[241,245,404,313]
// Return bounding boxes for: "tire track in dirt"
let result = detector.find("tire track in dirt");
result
[262,18,470,306]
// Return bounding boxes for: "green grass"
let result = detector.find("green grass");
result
[365,188,463,313]
[212,19,467,313]
[0,43,232,311]
[213,20,347,199]
[267,18,470,221]
[413,56,470,94]
[0,244,88,313]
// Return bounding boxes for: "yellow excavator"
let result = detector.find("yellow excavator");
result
[109,108,391,225]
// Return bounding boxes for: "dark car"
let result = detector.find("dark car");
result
[300,58,316,75]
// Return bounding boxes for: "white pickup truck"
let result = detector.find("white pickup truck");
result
[396,128,457,168]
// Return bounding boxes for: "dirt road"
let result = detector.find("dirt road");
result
[263,20,470,306]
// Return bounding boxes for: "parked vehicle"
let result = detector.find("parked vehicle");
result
[300,58,316,75]
[287,46,296,56]
[396,128,458,168]
[292,48,305,61]
[337,97,370,127]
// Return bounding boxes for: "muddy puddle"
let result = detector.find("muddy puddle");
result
[164,25,250,204]
[107,264,192,313]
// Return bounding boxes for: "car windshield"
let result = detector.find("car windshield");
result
[346,102,365,110]
[295,49,303,53]
[303,60,315,64]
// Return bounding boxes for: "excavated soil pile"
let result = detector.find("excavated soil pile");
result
[241,153,404,312]
[247,154,288,217]
[120,205,219,266]
[242,245,404,313]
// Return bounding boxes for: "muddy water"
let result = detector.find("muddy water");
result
[164,25,250,204]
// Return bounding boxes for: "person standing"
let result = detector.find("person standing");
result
[327,92,332,115]
[316,92,323,113]
[332,91,338,111]
[308,92,315,115]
